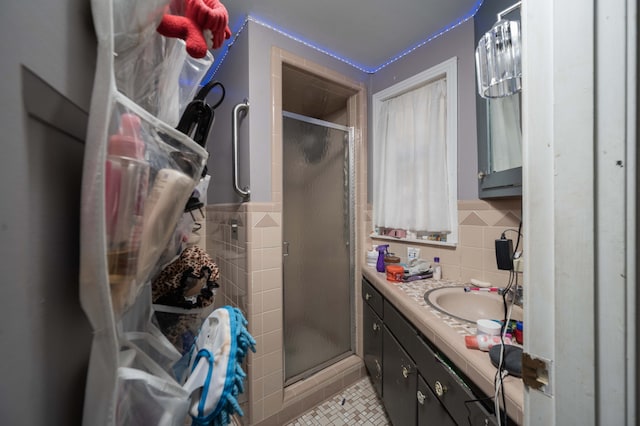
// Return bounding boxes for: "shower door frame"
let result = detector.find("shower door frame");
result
[281,110,356,386]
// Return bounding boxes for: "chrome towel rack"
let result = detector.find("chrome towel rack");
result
[232,100,250,201]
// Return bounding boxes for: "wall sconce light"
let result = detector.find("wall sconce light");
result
[475,1,522,99]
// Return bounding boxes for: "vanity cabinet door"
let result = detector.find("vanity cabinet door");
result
[362,277,383,317]
[383,326,417,426]
[415,336,498,426]
[417,374,456,426]
[363,302,383,396]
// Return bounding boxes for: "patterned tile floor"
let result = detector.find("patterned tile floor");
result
[285,378,391,426]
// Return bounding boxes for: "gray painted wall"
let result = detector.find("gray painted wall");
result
[210,18,479,205]
[369,19,479,201]
[207,20,368,203]
[206,28,251,204]
[0,0,96,424]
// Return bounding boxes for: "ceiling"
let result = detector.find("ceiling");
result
[221,0,483,73]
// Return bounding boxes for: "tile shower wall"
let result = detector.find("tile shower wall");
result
[365,199,523,286]
[206,204,249,311]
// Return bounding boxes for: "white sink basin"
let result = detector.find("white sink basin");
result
[424,286,523,324]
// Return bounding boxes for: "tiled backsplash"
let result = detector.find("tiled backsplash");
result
[206,204,249,312]
[365,198,523,287]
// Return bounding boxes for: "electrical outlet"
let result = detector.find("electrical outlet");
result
[513,257,524,273]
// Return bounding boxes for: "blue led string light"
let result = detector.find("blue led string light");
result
[201,16,250,85]
[370,0,484,73]
[203,0,484,80]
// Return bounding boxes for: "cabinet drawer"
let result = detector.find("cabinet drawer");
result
[362,277,383,318]
[383,299,420,359]
[383,327,417,426]
[414,336,498,426]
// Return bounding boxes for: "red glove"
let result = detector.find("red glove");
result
[157,14,209,58]
[186,0,231,50]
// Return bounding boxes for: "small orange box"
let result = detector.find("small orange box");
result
[386,265,404,282]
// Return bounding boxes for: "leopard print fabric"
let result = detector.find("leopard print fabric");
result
[152,245,220,353]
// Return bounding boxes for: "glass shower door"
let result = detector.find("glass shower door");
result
[283,111,354,385]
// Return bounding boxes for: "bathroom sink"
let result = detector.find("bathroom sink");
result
[424,286,523,324]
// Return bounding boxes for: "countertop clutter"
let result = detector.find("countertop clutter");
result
[362,266,524,425]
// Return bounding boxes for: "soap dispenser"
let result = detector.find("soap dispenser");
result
[376,244,389,272]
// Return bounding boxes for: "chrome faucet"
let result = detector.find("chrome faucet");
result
[499,283,523,307]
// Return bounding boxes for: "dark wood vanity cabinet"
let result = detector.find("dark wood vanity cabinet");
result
[383,326,417,425]
[362,278,383,396]
[415,335,498,426]
[362,276,501,426]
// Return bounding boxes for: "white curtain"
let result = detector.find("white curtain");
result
[374,78,451,233]
[488,93,522,172]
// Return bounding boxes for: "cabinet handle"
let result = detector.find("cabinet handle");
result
[365,293,372,301]
[402,366,411,378]
[372,322,380,331]
[416,390,426,405]
[434,380,447,397]
[375,359,382,379]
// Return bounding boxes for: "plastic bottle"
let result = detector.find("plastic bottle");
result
[136,168,194,283]
[104,113,149,315]
[366,247,378,267]
[464,334,512,351]
[376,244,389,272]
[432,256,442,279]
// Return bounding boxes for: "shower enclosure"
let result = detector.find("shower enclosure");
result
[282,111,354,385]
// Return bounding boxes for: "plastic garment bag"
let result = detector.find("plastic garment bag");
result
[78,0,231,424]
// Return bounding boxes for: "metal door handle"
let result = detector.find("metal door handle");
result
[416,390,426,405]
[232,100,250,200]
[365,293,372,301]
[402,365,412,378]
[375,359,382,379]
[283,241,289,257]
[372,322,380,331]
[434,380,447,396]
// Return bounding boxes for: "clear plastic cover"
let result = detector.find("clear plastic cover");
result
[475,20,522,99]
[81,0,221,423]
[105,95,207,319]
[116,367,190,426]
[115,33,213,126]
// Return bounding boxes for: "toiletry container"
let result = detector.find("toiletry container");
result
[386,265,404,282]
[432,257,442,279]
[376,244,389,272]
[105,113,149,314]
[477,319,501,336]
[366,247,378,267]
[515,321,523,344]
[465,334,512,351]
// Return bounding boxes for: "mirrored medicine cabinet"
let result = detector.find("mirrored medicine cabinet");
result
[475,1,522,199]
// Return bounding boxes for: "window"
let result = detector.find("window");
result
[372,57,458,245]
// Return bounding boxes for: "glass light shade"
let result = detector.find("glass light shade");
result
[475,20,522,99]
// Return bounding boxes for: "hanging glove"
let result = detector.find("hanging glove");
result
[157,0,232,58]
[157,14,210,58]
[185,0,232,50]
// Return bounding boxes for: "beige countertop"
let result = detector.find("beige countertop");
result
[362,266,524,425]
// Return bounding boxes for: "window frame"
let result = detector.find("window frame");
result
[372,56,458,246]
